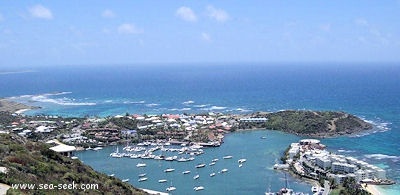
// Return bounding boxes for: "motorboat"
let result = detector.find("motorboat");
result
[182,170,191,174]
[223,155,233,159]
[158,179,167,183]
[193,186,204,191]
[220,168,228,173]
[193,174,200,180]
[164,168,175,172]
[196,163,206,168]
[138,177,148,182]
[166,186,176,191]
[136,163,147,168]
[122,179,129,182]
[238,158,247,163]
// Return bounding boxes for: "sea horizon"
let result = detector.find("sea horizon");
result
[1,63,399,194]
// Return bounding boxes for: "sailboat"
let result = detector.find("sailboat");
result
[166,180,176,192]
[276,173,294,195]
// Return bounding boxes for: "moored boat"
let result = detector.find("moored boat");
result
[193,186,204,191]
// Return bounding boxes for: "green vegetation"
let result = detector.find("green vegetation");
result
[0,134,146,195]
[330,178,370,195]
[262,110,372,136]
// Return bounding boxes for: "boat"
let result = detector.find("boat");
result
[138,173,147,177]
[238,158,247,163]
[261,136,267,139]
[122,179,129,182]
[210,172,216,177]
[136,163,147,167]
[193,174,200,180]
[110,147,122,158]
[158,179,167,183]
[212,158,219,162]
[108,174,115,177]
[209,162,216,166]
[311,186,318,193]
[220,168,228,173]
[195,163,206,168]
[193,186,204,191]
[71,156,78,160]
[166,186,176,192]
[164,168,175,172]
[223,155,233,159]
[276,173,295,195]
[182,170,191,174]
[239,163,243,168]
[138,177,148,182]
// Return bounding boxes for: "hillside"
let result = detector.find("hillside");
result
[244,110,373,137]
[0,134,147,195]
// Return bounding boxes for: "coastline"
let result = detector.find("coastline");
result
[0,99,39,114]
[363,184,383,195]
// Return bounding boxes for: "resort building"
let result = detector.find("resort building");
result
[331,162,357,173]
[316,157,331,170]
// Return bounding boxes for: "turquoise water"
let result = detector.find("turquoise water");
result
[2,63,400,194]
[77,130,313,194]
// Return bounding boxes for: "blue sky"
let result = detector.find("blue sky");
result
[0,0,400,67]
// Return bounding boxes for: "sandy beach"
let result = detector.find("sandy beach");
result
[363,184,383,195]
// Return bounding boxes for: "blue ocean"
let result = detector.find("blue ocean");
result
[2,63,399,194]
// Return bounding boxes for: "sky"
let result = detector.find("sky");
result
[0,0,400,67]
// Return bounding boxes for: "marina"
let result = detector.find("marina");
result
[77,130,315,194]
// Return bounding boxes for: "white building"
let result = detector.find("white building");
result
[331,162,356,173]
[316,157,332,170]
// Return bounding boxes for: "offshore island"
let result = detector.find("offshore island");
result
[0,99,393,194]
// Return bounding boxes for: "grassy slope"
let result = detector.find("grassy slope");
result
[0,134,147,195]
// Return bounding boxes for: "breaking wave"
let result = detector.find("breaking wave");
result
[364,154,400,160]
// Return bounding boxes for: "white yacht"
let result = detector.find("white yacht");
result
[138,177,148,182]
[223,155,233,159]
[193,186,204,191]
[210,172,216,177]
[164,168,175,172]
[238,158,247,163]
[122,179,129,182]
[182,170,191,174]
[138,173,147,177]
[166,186,176,192]
[193,174,200,180]
[220,168,228,173]
[158,179,167,183]
[195,163,206,168]
[136,163,147,167]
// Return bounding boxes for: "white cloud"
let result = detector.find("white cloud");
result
[201,32,211,42]
[118,23,143,34]
[102,9,115,18]
[354,18,369,26]
[29,4,53,20]
[206,5,229,22]
[176,6,197,22]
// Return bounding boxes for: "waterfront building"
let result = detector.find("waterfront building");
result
[316,157,331,170]
[331,162,357,173]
